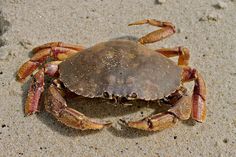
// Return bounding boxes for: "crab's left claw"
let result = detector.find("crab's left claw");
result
[45,84,112,130]
[126,94,191,131]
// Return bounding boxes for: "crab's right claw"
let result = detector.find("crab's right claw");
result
[127,113,178,131]
[45,85,112,130]
[126,94,192,131]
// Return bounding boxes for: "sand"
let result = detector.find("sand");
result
[0,0,235,156]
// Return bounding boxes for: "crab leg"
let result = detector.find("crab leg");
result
[128,19,176,44]
[156,47,190,66]
[127,94,191,131]
[45,84,112,130]
[24,61,61,115]
[17,42,84,82]
[24,69,45,115]
[182,66,206,122]
[32,42,84,53]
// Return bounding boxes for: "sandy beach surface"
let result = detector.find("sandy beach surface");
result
[0,0,235,156]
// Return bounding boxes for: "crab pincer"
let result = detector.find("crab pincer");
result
[45,85,112,130]
[127,91,192,131]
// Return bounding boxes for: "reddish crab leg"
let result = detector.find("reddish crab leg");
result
[25,69,45,115]
[128,19,176,44]
[17,61,40,83]
[182,66,206,122]
[24,61,61,115]
[17,42,85,82]
[18,42,84,115]
[156,47,190,66]
[32,42,84,53]
[45,84,112,130]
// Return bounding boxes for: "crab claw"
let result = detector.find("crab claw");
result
[45,84,112,130]
[126,113,178,131]
[125,93,192,131]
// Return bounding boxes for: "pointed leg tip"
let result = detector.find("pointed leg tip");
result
[195,119,205,123]
[192,95,207,123]
[192,114,206,123]
[16,75,26,83]
[24,102,39,117]
[24,108,40,116]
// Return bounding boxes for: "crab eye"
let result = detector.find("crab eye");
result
[130,93,137,98]
[103,92,109,98]
[120,96,127,102]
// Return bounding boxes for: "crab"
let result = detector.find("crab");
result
[17,19,206,131]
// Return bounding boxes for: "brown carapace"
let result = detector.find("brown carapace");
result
[17,19,206,131]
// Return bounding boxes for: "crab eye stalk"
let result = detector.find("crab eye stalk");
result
[130,93,137,98]
[103,92,109,98]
